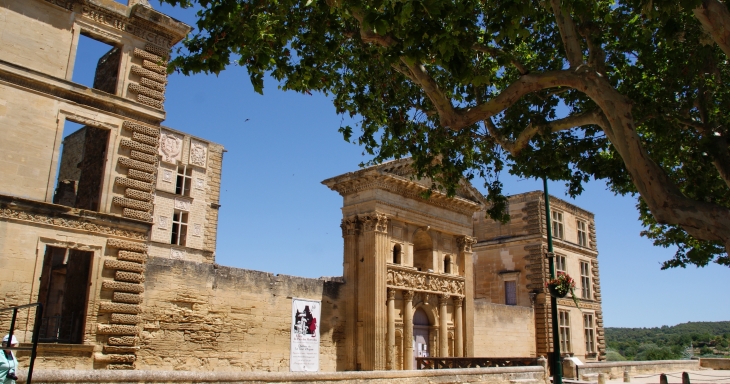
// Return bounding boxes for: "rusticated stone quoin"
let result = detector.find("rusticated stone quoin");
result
[124,188,154,202]
[107,239,147,253]
[117,251,147,264]
[107,336,137,347]
[130,150,158,165]
[127,169,155,184]
[122,208,152,222]
[132,132,159,147]
[94,353,137,364]
[112,197,153,212]
[122,120,161,137]
[101,280,144,293]
[118,157,156,174]
[115,271,145,283]
[133,47,166,64]
[120,139,157,155]
[115,176,154,192]
[105,259,145,273]
[103,345,139,354]
[110,314,142,324]
[97,324,139,335]
[112,292,143,304]
[99,302,142,314]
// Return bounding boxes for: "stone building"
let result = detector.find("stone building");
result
[0,0,604,373]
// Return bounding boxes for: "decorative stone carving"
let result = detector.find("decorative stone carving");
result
[162,169,172,182]
[403,290,414,302]
[439,294,451,305]
[174,197,191,211]
[105,260,145,273]
[387,288,396,301]
[170,248,185,260]
[80,3,173,48]
[340,216,358,237]
[158,130,183,163]
[0,208,147,241]
[360,213,388,233]
[456,235,477,253]
[386,266,465,296]
[453,296,464,307]
[107,239,147,253]
[193,224,202,237]
[189,139,208,168]
[158,216,168,229]
[195,178,205,190]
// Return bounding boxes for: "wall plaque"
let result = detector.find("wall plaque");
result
[159,130,183,164]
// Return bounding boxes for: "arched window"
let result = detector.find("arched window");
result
[413,230,433,272]
[413,308,430,326]
[393,244,402,264]
[444,255,451,274]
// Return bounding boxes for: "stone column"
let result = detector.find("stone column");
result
[387,288,396,370]
[403,290,414,370]
[359,213,389,371]
[454,296,463,357]
[457,235,476,356]
[341,216,359,370]
[439,294,449,357]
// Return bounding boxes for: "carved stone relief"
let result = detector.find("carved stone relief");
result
[189,139,208,168]
[195,178,205,190]
[158,130,183,164]
[456,235,477,253]
[158,216,168,230]
[386,266,465,296]
[192,224,202,237]
[162,169,172,182]
[173,198,190,211]
[170,248,185,260]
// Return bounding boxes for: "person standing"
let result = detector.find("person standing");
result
[0,335,19,384]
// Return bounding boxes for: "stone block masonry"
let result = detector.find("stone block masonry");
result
[138,257,347,372]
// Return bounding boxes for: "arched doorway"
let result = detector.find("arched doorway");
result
[413,230,433,272]
[413,307,430,368]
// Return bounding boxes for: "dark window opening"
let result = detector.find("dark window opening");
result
[37,246,92,344]
[392,244,401,264]
[53,121,110,211]
[444,255,451,274]
[505,280,517,305]
[171,210,188,246]
[175,165,192,196]
[413,230,433,272]
[73,34,121,94]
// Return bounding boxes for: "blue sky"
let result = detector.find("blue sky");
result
[79,1,728,328]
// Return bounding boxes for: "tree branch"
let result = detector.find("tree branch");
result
[694,0,730,58]
[400,59,461,128]
[471,44,529,75]
[550,0,584,67]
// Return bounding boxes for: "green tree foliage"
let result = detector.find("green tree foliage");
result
[161,0,730,268]
[606,321,730,360]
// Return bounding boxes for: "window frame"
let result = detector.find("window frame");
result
[171,210,188,246]
[504,280,517,306]
[559,310,572,353]
[577,219,588,247]
[176,164,193,197]
[584,313,596,355]
[580,260,592,299]
[556,254,567,273]
[551,210,564,239]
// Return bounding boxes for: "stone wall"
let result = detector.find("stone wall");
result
[473,300,536,357]
[18,366,548,384]
[700,358,730,370]
[575,360,700,380]
[138,257,347,372]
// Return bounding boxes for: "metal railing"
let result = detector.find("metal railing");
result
[1,303,43,384]
[38,313,77,343]
[416,357,540,370]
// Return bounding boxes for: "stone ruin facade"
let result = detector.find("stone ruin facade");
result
[0,0,604,372]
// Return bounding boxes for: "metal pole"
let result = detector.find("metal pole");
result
[543,176,562,384]
[27,304,43,384]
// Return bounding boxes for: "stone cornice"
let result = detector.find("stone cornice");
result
[0,194,149,241]
[323,172,482,216]
[42,0,191,47]
[474,234,598,258]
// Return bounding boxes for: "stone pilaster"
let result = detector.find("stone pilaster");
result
[439,294,449,357]
[358,212,389,371]
[341,215,359,370]
[454,296,463,357]
[457,235,476,356]
[403,290,414,370]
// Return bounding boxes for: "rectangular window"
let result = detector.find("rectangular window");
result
[559,310,572,353]
[584,314,596,354]
[72,34,121,94]
[556,254,567,273]
[37,246,92,344]
[551,211,564,239]
[171,210,188,246]
[176,165,193,196]
[580,261,591,299]
[53,120,109,211]
[577,220,588,247]
[505,280,517,306]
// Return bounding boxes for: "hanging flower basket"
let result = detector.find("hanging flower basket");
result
[546,272,581,308]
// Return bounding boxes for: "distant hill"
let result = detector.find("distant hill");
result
[605,321,730,361]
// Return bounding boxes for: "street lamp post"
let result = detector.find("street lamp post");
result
[543,176,563,384]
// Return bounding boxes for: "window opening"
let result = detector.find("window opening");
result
[556,254,567,273]
[413,230,433,272]
[504,280,517,306]
[37,246,92,344]
[72,34,121,94]
[559,310,572,353]
[580,261,591,299]
[577,220,587,247]
[443,255,451,274]
[584,314,596,354]
[392,244,401,264]
[176,165,193,196]
[551,211,564,239]
[171,210,188,246]
[53,120,109,211]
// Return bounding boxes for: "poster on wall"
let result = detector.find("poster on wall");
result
[290,298,321,372]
